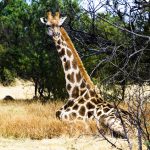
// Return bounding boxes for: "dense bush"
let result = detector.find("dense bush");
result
[0,0,149,100]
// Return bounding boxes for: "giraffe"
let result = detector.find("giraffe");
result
[40,12,133,137]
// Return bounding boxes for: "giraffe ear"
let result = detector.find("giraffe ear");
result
[59,16,67,26]
[40,17,47,24]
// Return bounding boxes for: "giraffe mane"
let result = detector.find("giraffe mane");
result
[60,27,95,89]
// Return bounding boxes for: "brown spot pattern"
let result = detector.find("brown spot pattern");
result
[63,58,66,62]
[67,84,71,91]
[86,102,95,109]
[56,110,61,118]
[61,36,64,41]
[57,39,61,45]
[78,117,82,120]
[84,92,89,99]
[80,89,86,95]
[66,108,70,111]
[58,48,65,57]
[56,45,61,50]
[91,98,98,104]
[72,59,77,69]
[80,81,86,88]
[71,112,77,118]
[64,104,68,109]
[76,72,81,82]
[89,90,95,97]
[97,98,104,103]
[87,111,94,118]
[64,100,74,109]
[67,72,74,83]
[103,107,110,113]
[65,60,71,71]
[72,86,79,98]
[107,104,114,108]
[87,84,90,89]
[73,104,79,110]
[67,100,74,107]
[97,111,102,116]
[78,98,85,104]
[66,49,72,57]
[79,106,85,116]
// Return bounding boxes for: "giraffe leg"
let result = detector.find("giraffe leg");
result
[102,116,128,138]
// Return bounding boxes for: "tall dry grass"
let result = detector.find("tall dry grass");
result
[0,100,149,149]
[0,100,97,139]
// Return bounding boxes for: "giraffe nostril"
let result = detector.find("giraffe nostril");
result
[47,27,51,30]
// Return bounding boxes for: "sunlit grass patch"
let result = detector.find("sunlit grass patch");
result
[0,100,149,141]
[0,100,97,139]
[0,100,149,149]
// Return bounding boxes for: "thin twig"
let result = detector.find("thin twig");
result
[97,15,150,40]
[97,126,123,150]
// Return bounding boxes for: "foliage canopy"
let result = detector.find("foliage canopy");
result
[0,0,149,100]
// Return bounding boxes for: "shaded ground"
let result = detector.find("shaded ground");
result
[0,136,145,150]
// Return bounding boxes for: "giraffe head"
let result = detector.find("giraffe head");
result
[40,12,67,39]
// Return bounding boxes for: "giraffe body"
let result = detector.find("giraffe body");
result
[40,12,133,137]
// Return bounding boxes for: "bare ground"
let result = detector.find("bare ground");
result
[0,136,146,150]
[0,79,34,100]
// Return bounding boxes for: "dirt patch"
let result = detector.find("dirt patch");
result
[0,136,146,150]
[0,79,34,100]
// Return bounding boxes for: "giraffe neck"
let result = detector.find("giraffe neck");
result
[53,28,95,100]
[60,28,95,89]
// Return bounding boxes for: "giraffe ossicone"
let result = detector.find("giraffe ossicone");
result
[40,11,134,137]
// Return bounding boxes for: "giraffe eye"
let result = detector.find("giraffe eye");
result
[43,18,47,23]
